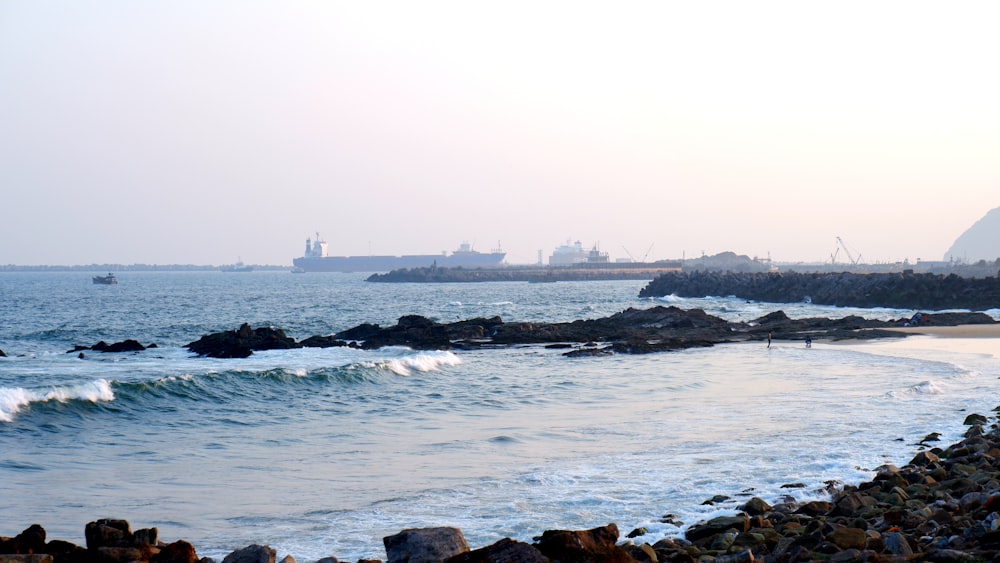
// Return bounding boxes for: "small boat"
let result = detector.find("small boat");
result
[290,267,306,274]
[93,273,118,285]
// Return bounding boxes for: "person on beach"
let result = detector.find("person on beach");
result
[805,336,812,348]
[767,331,772,348]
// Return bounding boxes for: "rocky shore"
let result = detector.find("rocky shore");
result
[4,411,999,562]
[638,271,1000,310]
[171,307,995,359]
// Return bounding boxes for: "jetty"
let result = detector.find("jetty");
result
[366,262,683,283]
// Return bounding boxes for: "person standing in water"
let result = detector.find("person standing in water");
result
[767,331,772,348]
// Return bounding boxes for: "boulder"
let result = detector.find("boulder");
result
[185,324,300,358]
[152,540,199,563]
[383,527,470,563]
[221,545,276,563]
[297,336,347,348]
[11,525,45,554]
[533,524,634,563]
[445,537,548,562]
[685,516,750,543]
[85,519,132,550]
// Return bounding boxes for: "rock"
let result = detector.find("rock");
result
[963,413,988,425]
[277,556,294,563]
[685,516,750,542]
[11,525,45,554]
[152,540,199,563]
[0,556,53,563]
[42,540,87,563]
[910,450,941,466]
[740,497,772,516]
[827,527,867,550]
[883,531,913,556]
[563,347,614,357]
[534,524,634,563]
[383,527,469,563]
[794,501,831,517]
[221,545,276,563]
[626,527,648,539]
[96,545,156,563]
[713,549,754,563]
[0,349,6,357]
[85,519,132,549]
[185,325,299,358]
[639,270,1000,310]
[133,528,159,546]
[314,558,339,563]
[298,336,348,348]
[445,537,548,562]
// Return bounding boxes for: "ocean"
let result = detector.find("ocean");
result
[2,271,998,561]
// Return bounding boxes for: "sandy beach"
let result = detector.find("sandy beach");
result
[860,324,1000,359]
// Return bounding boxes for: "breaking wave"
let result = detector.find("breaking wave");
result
[0,379,114,423]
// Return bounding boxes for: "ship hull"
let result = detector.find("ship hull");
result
[292,252,506,273]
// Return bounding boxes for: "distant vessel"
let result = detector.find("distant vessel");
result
[292,233,506,273]
[549,240,589,266]
[220,259,254,272]
[93,273,118,285]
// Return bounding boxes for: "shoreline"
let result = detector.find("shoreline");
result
[851,324,1000,359]
[5,409,999,562]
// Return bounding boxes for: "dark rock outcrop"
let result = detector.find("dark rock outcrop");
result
[639,270,1000,310]
[185,323,299,358]
[186,304,993,359]
[67,340,150,354]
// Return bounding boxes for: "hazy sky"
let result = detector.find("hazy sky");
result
[2,1,998,266]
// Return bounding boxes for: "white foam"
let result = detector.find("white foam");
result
[377,351,463,377]
[0,386,35,423]
[0,379,114,423]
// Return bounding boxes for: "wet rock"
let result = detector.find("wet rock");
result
[685,516,750,543]
[221,545,275,563]
[185,324,299,358]
[298,336,348,348]
[152,540,199,563]
[534,524,634,563]
[383,527,469,563]
[740,497,772,516]
[445,537,548,563]
[68,340,148,354]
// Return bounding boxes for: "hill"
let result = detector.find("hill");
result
[945,206,1000,262]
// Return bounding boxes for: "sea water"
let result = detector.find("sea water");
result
[1,271,998,561]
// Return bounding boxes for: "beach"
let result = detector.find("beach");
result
[3,272,1000,561]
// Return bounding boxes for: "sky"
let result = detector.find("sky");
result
[2,1,998,267]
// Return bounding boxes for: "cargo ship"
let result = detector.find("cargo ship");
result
[292,233,506,273]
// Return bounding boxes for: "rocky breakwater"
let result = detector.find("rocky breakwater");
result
[639,271,1000,310]
[180,307,996,359]
[5,413,1000,562]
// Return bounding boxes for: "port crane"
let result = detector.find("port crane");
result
[830,236,862,265]
[622,243,655,263]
